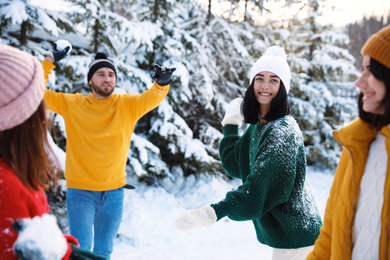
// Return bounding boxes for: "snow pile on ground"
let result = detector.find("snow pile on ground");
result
[112,166,334,260]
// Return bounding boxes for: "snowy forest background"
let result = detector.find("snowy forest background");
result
[1,0,390,240]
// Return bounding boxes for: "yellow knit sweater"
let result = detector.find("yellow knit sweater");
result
[42,60,169,191]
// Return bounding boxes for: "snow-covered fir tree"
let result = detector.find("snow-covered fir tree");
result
[274,0,360,167]
[0,0,73,45]
[0,0,361,180]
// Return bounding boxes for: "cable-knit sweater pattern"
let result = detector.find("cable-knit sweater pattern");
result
[352,132,387,259]
[212,115,322,249]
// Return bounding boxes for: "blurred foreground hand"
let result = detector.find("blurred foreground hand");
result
[175,206,217,231]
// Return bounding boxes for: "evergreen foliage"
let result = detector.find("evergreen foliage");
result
[0,0,74,46]
[274,1,360,167]
[0,0,368,181]
[347,12,390,69]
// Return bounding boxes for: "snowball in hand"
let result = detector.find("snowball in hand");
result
[55,39,72,53]
[13,214,67,260]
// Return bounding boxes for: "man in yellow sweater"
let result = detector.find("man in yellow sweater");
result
[43,40,175,259]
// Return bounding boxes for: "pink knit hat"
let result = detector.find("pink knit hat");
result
[0,45,45,131]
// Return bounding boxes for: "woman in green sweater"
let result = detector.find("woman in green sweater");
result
[175,46,322,260]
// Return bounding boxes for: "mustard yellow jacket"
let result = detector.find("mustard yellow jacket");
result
[307,118,390,260]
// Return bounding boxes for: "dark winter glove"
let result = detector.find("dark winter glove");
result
[69,244,107,260]
[152,64,176,86]
[45,39,72,63]
[12,214,68,260]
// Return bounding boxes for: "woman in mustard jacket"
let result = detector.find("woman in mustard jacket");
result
[307,25,390,259]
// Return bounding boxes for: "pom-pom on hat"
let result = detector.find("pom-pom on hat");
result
[0,45,45,131]
[249,46,291,93]
[361,25,390,70]
[87,53,117,83]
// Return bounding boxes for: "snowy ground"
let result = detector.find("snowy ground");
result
[111,166,335,260]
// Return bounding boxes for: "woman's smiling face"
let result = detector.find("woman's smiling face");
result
[355,55,386,115]
[253,71,281,107]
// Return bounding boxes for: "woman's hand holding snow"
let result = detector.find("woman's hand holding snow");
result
[175,206,217,231]
[45,39,72,64]
[152,64,176,86]
[221,98,244,127]
[12,214,68,260]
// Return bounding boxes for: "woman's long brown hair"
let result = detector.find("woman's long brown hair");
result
[0,101,59,191]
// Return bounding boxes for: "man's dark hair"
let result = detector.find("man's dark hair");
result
[242,81,291,124]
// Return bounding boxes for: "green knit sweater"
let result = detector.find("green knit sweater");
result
[212,115,322,249]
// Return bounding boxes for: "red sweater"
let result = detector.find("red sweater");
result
[0,158,75,259]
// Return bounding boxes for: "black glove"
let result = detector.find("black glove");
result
[70,244,107,260]
[152,64,176,86]
[52,46,71,63]
[46,39,72,63]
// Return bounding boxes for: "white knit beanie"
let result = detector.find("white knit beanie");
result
[249,46,291,93]
[0,44,45,131]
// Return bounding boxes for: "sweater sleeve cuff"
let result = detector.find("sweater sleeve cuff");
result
[210,202,229,221]
[42,59,56,70]
[222,125,239,136]
[62,235,78,260]
[153,81,169,96]
[154,81,170,89]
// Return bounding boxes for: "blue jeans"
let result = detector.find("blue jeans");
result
[66,188,124,259]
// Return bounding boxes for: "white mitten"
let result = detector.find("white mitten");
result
[175,206,217,231]
[221,98,244,127]
[13,214,68,260]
